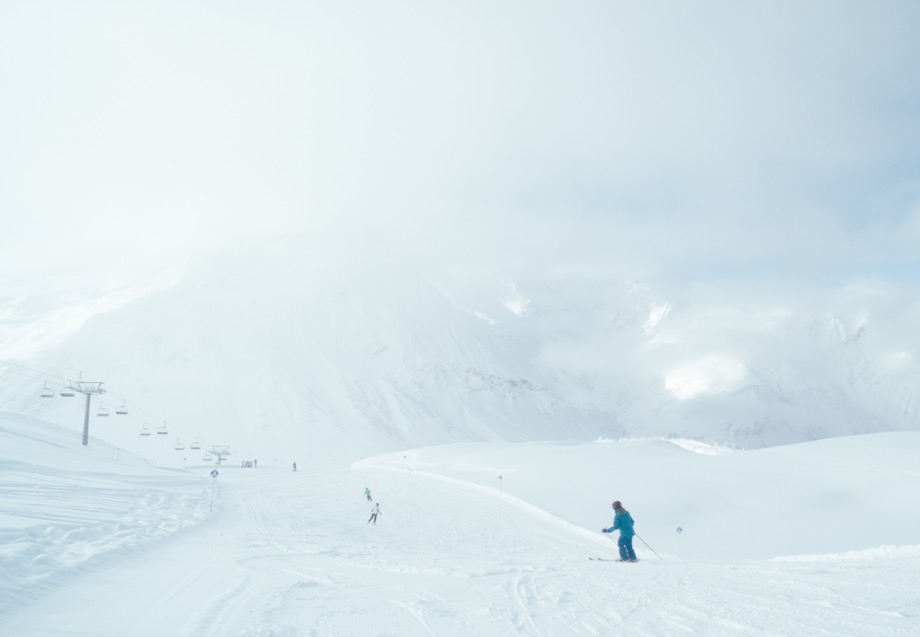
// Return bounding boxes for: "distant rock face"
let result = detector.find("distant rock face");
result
[2,240,919,466]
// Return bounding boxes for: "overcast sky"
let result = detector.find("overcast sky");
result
[2,1,919,290]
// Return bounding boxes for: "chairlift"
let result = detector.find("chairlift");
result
[96,403,110,417]
[203,452,213,461]
[157,424,168,435]
[190,438,201,450]
[60,386,75,397]
[175,439,185,451]
[115,400,128,415]
[41,382,54,398]
[140,424,152,436]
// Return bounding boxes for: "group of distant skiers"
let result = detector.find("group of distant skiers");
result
[359,483,635,561]
[244,463,631,555]
[364,487,380,524]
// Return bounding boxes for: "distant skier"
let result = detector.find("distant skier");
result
[364,487,372,501]
[602,500,637,562]
[292,462,297,472]
[368,503,380,525]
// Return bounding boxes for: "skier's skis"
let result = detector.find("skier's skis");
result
[589,557,639,562]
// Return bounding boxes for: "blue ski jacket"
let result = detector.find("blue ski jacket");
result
[605,510,635,538]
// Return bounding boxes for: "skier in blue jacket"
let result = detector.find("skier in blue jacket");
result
[602,500,637,562]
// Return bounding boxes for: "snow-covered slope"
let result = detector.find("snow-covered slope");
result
[2,412,918,636]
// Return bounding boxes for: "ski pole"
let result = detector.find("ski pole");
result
[635,533,663,560]
[606,533,661,560]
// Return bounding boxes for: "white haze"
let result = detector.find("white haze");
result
[1,1,919,287]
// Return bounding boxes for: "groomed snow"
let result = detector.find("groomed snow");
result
[1,413,918,636]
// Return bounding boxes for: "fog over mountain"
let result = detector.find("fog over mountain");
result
[2,237,918,469]
[3,1,920,469]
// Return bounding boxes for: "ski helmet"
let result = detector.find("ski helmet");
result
[612,500,622,510]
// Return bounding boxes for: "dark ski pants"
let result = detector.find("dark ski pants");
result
[618,535,637,561]
[368,514,378,525]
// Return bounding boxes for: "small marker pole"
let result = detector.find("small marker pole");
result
[210,469,219,512]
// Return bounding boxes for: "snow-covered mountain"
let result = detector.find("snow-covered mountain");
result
[2,237,918,467]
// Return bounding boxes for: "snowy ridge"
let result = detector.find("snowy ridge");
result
[773,545,920,563]
[664,437,734,455]
[353,455,599,543]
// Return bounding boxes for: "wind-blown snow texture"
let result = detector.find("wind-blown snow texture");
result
[1,414,918,636]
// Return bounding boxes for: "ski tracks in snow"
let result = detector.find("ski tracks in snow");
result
[2,462,919,636]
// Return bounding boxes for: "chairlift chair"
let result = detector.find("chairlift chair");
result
[140,424,152,436]
[175,439,184,451]
[60,387,75,397]
[97,403,110,417]
[190,438,201,450]
[115,401,128,415]
[40,382,55,398]
[157,424,168,435]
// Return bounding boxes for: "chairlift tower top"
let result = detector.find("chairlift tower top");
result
[70,381,105,394]
[208,445,231,465]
